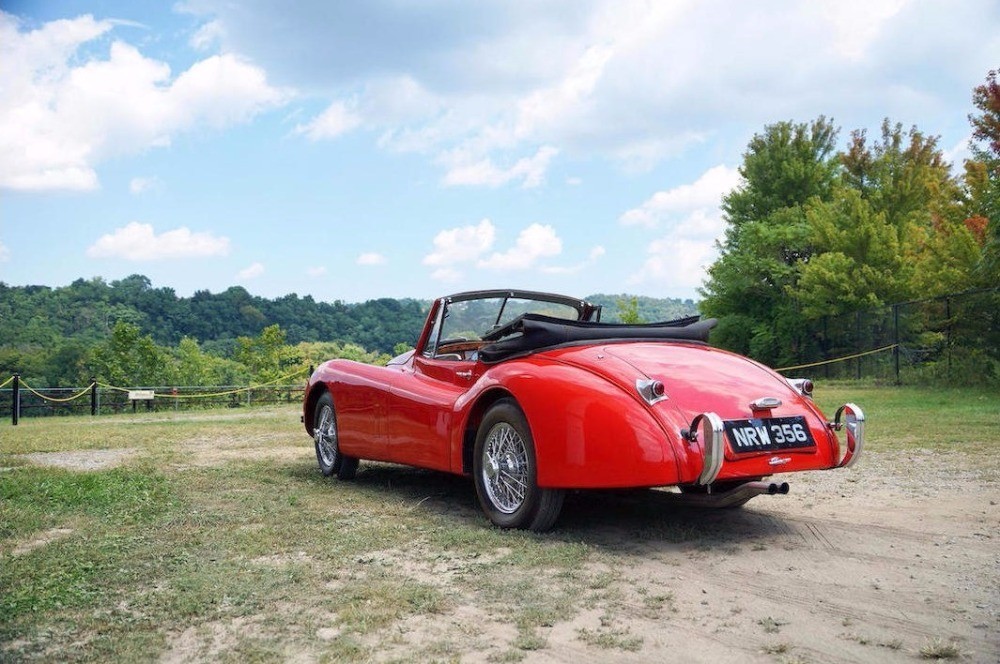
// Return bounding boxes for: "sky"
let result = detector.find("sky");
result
[1,1,997,305]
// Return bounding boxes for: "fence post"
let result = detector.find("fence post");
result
[90,377,97,416]
[893,303,901,385]
[945,297,952,378]
[12,373,19,426]
[855,311,862,380]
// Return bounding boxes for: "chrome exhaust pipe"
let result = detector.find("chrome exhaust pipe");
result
[665,481,791,508]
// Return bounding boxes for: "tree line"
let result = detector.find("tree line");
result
[700,68,999,376]
[0,277,695,388]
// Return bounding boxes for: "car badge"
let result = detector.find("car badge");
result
[768,456,791,466]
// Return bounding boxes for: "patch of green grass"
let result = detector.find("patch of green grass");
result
[1,390,996,662]
[816,384,999,455]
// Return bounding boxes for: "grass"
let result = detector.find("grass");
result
[1,386,997,661]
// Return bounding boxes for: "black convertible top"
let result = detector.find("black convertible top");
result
[478,313,718,364]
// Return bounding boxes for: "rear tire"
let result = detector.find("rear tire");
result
[313,392,358,479]
[473,399,564,531]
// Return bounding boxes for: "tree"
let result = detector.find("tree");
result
[700,117,840,364]
[968,68,1000,284]
[91,321,167,387]
[235,324,303,382]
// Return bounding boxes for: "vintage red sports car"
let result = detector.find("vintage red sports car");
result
[303,289,864,531]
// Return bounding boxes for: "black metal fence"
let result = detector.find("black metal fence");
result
[779,287,1000,385]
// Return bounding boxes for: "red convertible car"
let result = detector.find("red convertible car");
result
[303,289,864,531]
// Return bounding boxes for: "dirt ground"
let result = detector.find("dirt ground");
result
[14,440,1000,663]
[544,451,1000,664]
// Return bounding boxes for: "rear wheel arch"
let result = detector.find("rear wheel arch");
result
[304,384,329,436]
[462,388,516,474]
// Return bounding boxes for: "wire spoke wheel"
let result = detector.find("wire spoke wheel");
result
[473,399,564,531]
[315,402,339,468]
[481,422,529,514]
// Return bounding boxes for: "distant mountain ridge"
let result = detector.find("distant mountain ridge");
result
[0,275,699,354]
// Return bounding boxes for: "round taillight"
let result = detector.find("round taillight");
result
[801,379,814,396]
[651,380,665,398]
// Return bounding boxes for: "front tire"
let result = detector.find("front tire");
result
[313,392,358,480]
[473,399,564,531]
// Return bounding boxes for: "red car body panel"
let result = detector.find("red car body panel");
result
[304,290,859,497]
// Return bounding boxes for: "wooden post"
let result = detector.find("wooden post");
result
[12,373,19,426]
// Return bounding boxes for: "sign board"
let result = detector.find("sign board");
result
[128,389,155,400]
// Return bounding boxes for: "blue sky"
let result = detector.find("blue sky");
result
[1,1,997,304]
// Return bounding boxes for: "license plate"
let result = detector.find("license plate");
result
[724,416,816,455]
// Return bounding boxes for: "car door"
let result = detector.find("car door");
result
[385,353,479,472]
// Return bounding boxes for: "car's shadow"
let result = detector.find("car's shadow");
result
[289,461,795,550]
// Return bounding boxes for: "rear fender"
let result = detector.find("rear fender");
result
[457,360,682,488]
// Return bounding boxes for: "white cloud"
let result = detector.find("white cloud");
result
[190,19,224,51]
[442,145,558,189]
[542,244,605,275]
[0,13,289,192]
[86,222,230,260]
[307,266,327,277]
[619,165,740,228]
[180,0,998,184]
[0,239,9,262]
[295,100,362,140]
[815,0,908,61]
[238,262,265,280]
[628,236,718,291]
[479,223,562,270]
[356,252,386,266]
[129,176,161,194]
[423,218,495,268]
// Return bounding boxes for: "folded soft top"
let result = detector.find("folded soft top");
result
[479,313,717,363]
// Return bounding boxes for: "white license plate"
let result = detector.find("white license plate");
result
[724,416,816,454]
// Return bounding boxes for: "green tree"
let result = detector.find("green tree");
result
[92,321,167,387]
[968,68,1000,283]
[615,296,643,324]
[701,117,840,363]
[235,324,303,382]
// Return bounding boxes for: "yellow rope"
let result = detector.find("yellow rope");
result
[776,344,898,372]
[0,375,13,389]
[96,367,308,400]
[16,378,95,403]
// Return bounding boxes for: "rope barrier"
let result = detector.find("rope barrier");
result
[776,344,898,372]
[0,375,13,390]
[95,367,308,400]
[16,378,95,403]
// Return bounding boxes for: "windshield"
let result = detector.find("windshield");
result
[441,296,580,343]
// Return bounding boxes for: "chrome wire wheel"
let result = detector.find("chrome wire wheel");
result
[481,421,530,514]
[314,402,338,468]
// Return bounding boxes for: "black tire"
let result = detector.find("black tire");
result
[313,392,358,479]
[473,399,564,532]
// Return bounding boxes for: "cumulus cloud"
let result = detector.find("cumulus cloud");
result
[622,164,743,290]
[179,0,997,186]
[542,244,605,275]
[423,218,495,268]
[356,252,387,266]
[237,262,265,280]
[0,12,289,192]
[619,165,740,228]
[295,100,362,140]
[86,222,230,260]
[478,223,562,270]
[441,146,558,189]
